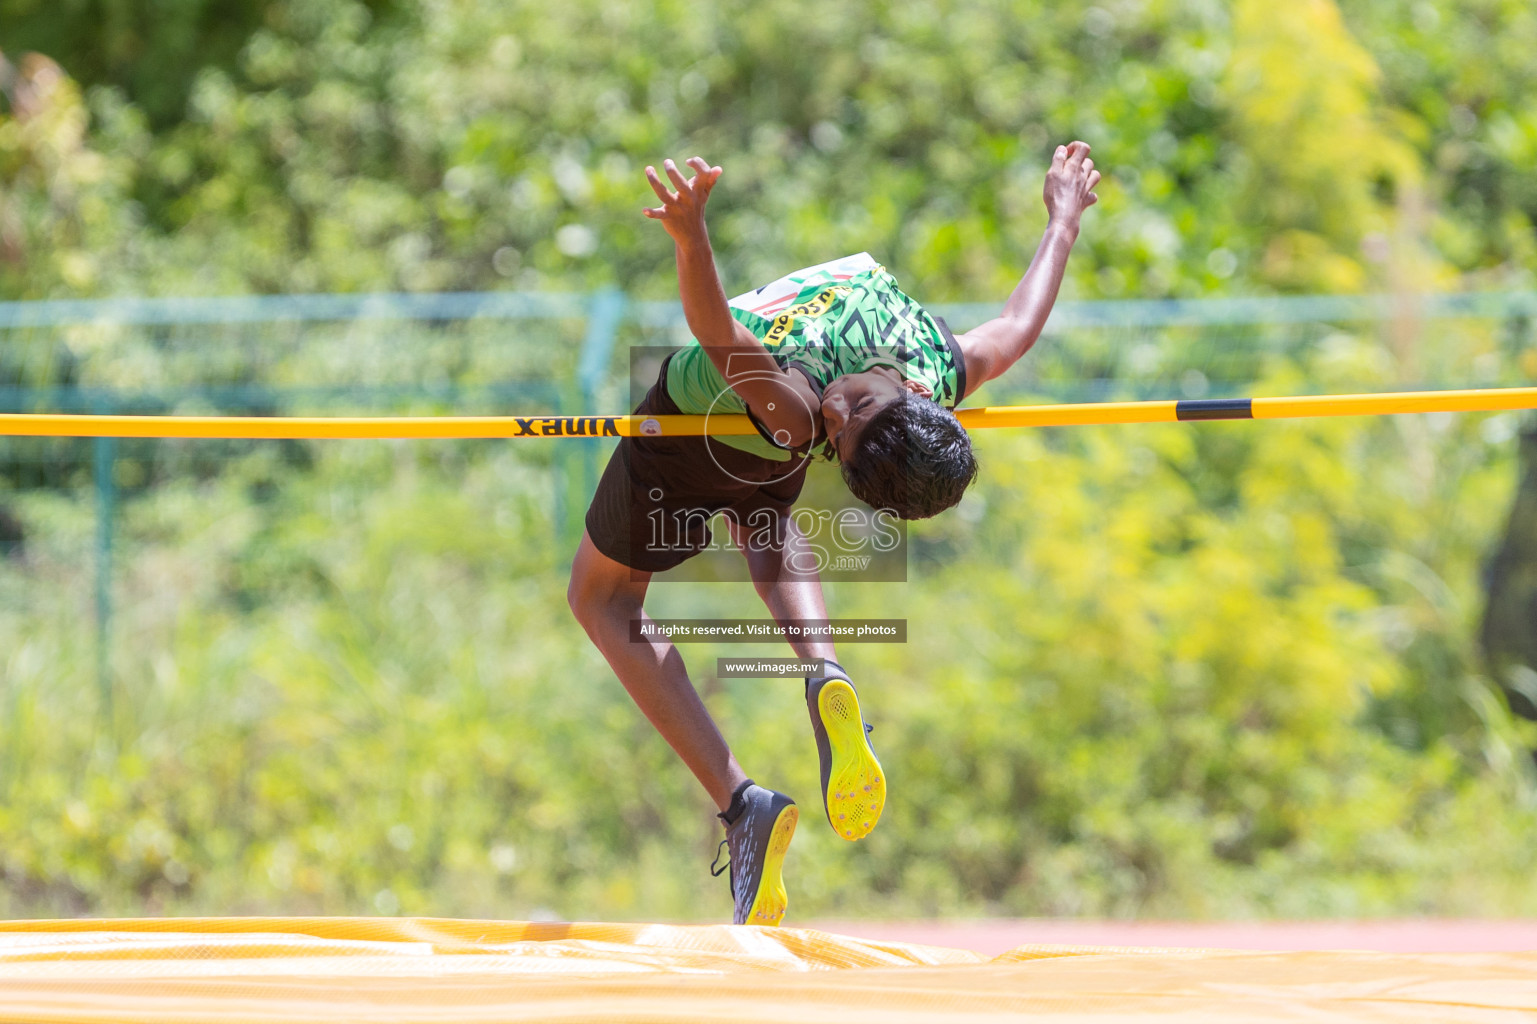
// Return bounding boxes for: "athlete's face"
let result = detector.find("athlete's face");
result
[820,368,932,462]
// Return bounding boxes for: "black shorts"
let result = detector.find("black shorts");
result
[584,356,811,573]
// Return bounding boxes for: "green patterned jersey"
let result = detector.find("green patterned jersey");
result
[665,254,967,462]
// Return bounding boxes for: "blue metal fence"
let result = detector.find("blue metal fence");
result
[2,287,1534,709]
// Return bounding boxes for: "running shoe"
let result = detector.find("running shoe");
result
[711,784,799,926]
[806,660,886,840]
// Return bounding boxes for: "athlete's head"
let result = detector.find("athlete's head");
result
[821,368,978,519]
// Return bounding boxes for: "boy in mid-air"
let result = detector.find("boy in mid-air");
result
[568,142,1100,925]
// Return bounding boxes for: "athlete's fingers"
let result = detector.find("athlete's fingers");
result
[642,206,665,219]
[663,158,690,193]
[1086,191,1099,207]
[1088,169,1102,189]
[1052,145,1067,170]
[1083,157,1094,175]
[1066,141,1088,167]
[644,166,674,204]
[686,156,716,196]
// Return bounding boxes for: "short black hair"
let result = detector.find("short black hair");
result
[840,393,978,519]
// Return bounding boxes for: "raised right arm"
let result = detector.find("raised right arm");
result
[645,157,820,447]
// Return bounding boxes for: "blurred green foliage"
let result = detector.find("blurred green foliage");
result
[2,0,1537,921]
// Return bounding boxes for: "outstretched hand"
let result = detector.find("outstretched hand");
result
[643,156,722,246]
[1043,141,1100,231]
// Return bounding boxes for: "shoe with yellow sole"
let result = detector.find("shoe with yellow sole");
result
[712,783,798,926]
[806,660,886,840]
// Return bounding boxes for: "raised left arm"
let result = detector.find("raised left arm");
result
[957,141,1100,399]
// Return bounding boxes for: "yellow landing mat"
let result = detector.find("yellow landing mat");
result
[0,917,1533,1022]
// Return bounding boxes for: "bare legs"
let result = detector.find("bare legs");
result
[568,531,749,812]
[725,515,838,664]
[567,518,839,814]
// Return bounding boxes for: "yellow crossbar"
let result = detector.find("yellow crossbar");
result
[0,387,1533,439]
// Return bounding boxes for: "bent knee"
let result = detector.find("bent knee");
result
[567,567,641,632]
[566,569,603,623]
